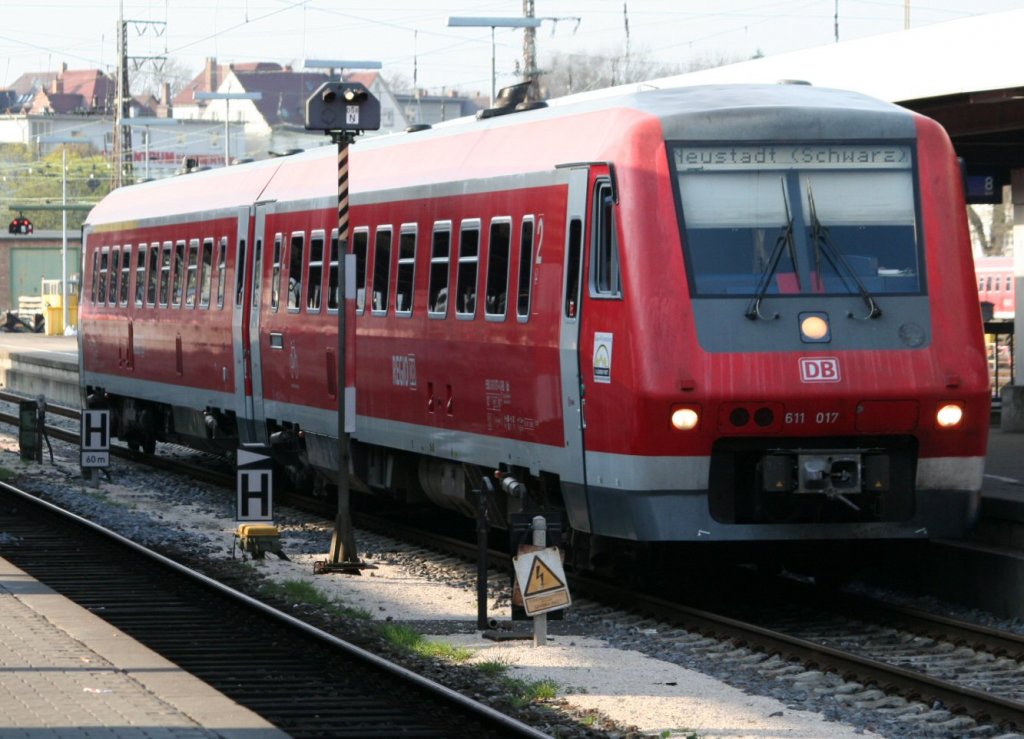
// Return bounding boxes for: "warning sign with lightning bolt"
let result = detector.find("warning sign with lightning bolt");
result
[513,547,572,617]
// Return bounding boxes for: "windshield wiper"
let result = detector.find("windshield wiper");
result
[746,179,797,321]
[806,184,882,320]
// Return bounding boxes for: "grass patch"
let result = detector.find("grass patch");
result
[504,676,560,707]
[258,578,372,620]
[475,659,511,678]
[379,624,565,711]
[377,623,475,662]
[0,467,15,481]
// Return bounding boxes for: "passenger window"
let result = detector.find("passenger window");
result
[235,238,248,308]
[270,234,283,312]
[98,250,108,306]
[184,240,199,307]
[91,251,100,304]
[216,237,228,308]
[146,244,160,306]
[456,220,480,317]
[485,219,511,319]
[350,228,368,313]
[371,227,392,314]
[135,245,147,307]
[287,232,304,312]
[252,239,263,309]
[517,217,535,321]
[396,225,416,316]
[172,241,186,307]
[108,248,120,305]
[564,219,583,318]
[159,242,172,306]
[591,180,621,298]
[200,239,214,308]
[428,222,452,317]
[328,230,340,312]
[307,232,324,312]
[119,245,132,306]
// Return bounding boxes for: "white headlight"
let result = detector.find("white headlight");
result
[671,407,700,431]
[936,403,964,428]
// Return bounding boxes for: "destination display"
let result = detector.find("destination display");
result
[676,144,912,171]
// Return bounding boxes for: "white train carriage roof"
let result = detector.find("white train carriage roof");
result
[87,82,918,228]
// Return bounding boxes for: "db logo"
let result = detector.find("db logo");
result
[799,357,841,383]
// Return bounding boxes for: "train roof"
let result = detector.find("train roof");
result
[86,83,920,229]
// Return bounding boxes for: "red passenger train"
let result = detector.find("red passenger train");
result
[80,83,990,558]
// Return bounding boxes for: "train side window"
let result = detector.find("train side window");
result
[97,249,109,306]
[270,234,283,312]
[485,218,511,320]
[328,230,340,312]
[172,240,186,307]
[216,237,228,308]
[307,231,325,312]
[90,250,100,304]
[108,247,121,306]
[287,232,305,312]
[564,218,583,318]
[146,244,160,306]
[199,238,214,308]
[396,224,417,316]
[350,228,368,313]
[135,245,147,307]
[456,220,481,318]
[235,238,248,308]
[591,180,621,298]
[159,242,172,307]
[517,217,535,321]
[119,245,132,306]
[252,239,263,309]
[428,221,452,318]
[184,239,200,307]
[371,226,392,314]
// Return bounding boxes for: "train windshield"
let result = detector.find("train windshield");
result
[673,143,921,297]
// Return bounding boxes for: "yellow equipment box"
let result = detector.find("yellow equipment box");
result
[235,523,282,559]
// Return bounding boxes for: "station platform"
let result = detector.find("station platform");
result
[0,555,286,738]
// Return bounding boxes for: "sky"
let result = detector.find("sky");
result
[3,1,1023,96]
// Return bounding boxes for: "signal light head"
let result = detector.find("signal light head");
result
[936,403,964,428]
[670,406,700,431]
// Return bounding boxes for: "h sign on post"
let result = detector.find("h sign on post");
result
[237,444,274,521]
[80,409,110,469]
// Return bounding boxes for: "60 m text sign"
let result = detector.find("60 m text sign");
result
[80,409,110,468]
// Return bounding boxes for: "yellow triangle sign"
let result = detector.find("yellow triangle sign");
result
[524,557,565,596]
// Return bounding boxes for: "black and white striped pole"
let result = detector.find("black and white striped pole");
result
[306,80,381,573]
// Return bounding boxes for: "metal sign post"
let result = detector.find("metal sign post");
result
[80,408,110,470]
[305,81,380,575]
[236,444,274,521]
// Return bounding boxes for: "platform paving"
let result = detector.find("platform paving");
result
[0,556,287,738]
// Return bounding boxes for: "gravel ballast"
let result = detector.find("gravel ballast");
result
[5,429,1021,738]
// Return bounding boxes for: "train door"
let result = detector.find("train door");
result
[558,166,590,527]
[237,202,272,443]
[575,167,631,526]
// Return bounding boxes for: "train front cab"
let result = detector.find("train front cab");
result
[556,101,989,547]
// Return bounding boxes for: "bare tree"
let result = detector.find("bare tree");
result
[129,58,196,102]
[539,47,684,98]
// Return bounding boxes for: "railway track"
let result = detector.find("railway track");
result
[4,391,1024,734]
[0,478,548,739]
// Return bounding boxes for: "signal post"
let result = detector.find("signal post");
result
[305,80,381,574]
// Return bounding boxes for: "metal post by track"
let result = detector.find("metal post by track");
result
[305,81,380,576]
[532,515,547,647]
